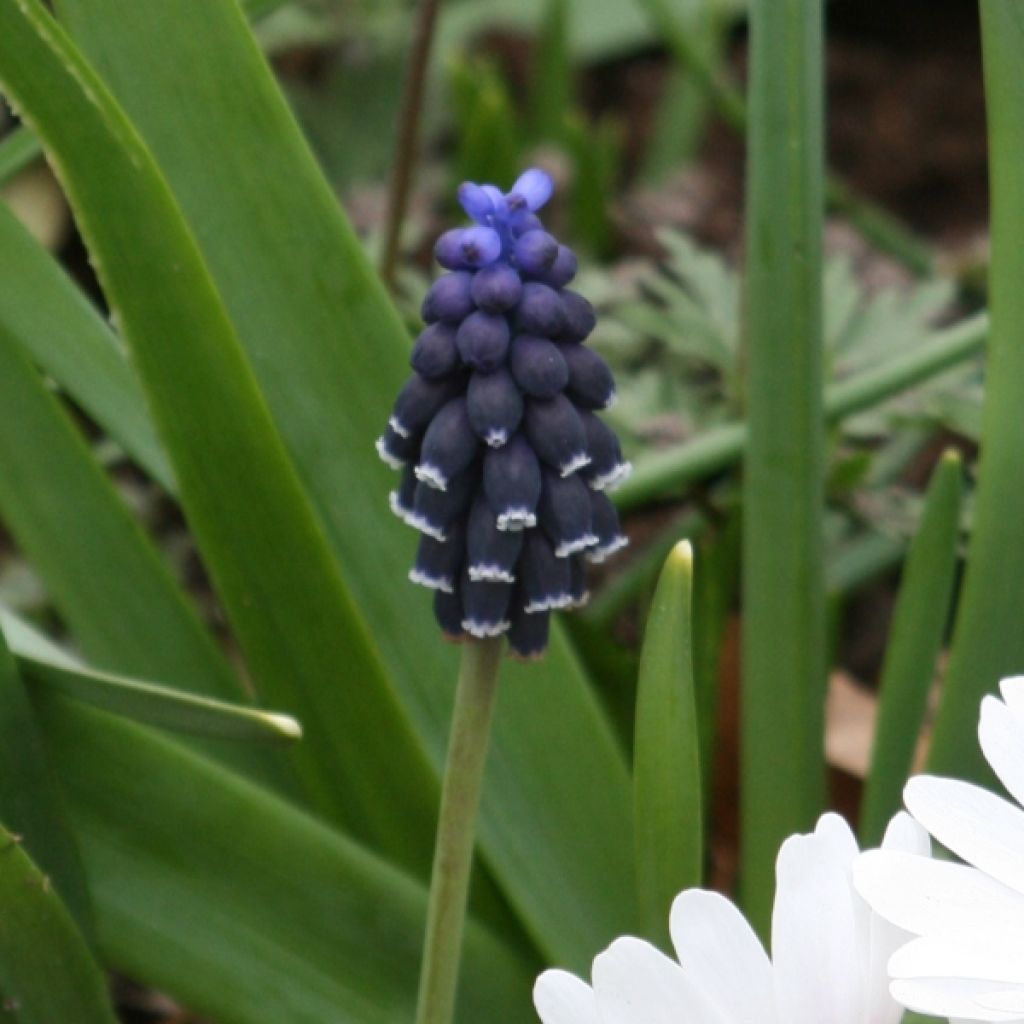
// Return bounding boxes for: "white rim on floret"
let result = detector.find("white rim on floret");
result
[414,463,448,491]
[405,512,446,542]
[555,533,599,558]
[388,415,411,438]
[560,452,592,477]
[524,592,574,614]
[484,428,509,447]
[461,617,511,638]
[586,535,629,564]
[497,509,537,531]
[408,569,455,593]
[375,436,406,470]
[590,461,633,492]
[468,564,516,583]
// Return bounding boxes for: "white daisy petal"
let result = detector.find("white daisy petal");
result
[669,890,773,1024]
[904,775,1024,897]
[854,851,1024,937]
[977,988,1024,1015]
[980,694,1024,809]
[774,830,863,1024]
[889,933,1024,985]
[881,810,931,856]
[592,937,726,1024]
[890,979,1024,1022]
[534,969,599,1024]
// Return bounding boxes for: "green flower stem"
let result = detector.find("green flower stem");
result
[415,637,503,1024]
[615,310,989,512]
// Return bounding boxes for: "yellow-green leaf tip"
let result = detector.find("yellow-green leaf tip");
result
[939,447,963,468]
[265,713,303,741]
[668,539,694,573]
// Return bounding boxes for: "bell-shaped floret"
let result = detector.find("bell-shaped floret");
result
[433,226,502,270]
[539,471,598,557]
[515,282,567,337]
[559,290,597,343]
[409,469,477,540]
[538,246,577,289]
[508,607,550,660]
[422,271,475,324]
[409,521,465,593]
[466,495,524,583]
[461,574,513,637]
[456,311,511,372]
[466,368,524,448]
[569,557,589,608]
[410,323,460,379]
[388,373,461,438]
[375,423,420,469]
[509,335,569,399]
[483,434,542,531]
[519,530,573,612]
[507,168,553,213]
[563,344,616,409]
[416,398,480,491]
[457,182,497,225]
[470,263,523,313]
[514,230,559,276]
[524,394,590,476]
[578,410,631,490]
[586,489,629,563]
[433,589,466,641]
[389,464,418,522]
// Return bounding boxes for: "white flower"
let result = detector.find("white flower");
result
[855,676,1024,1023]
[534,811,928,1024]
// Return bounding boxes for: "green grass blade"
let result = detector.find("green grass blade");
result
[2,612,300,743]
[34,694,535,1023]
[0,0,439,867]
[634,541,703,948]
[0,622,92,938]
[0,199,172,490]
[529,0,571,144]
[929,0,1024,782]
[0,822,116,1024]
[0,125,42,184]
[740,0,826,935]
[859,451,962,845]
[51,0,637,963]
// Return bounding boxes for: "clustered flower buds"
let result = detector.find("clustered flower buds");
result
[378,169,630,658]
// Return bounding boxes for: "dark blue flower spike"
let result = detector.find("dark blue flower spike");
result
[377,168,631,658]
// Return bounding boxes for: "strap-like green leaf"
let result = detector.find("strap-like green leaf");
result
[0,0,439,871]
[0,621,92,942]
[2,611,300,743]
[52,0,636,961]
[860,452,962,845]
[634,541,703,948]
[33,693,534,1023]
[0,822,117,1024]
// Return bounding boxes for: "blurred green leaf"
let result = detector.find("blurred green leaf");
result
[0,621,92,938]
[0,821,116,1023]
[0,0,439,868]
[2,610,300,743]
[50,0,637,964]
[0,124,42,184]
[33,693,535,1023]
[529,0,572,145]
[566,113,620,258]
[929,0,1024,783]
[860,451,962,845]
[634,541,703,948]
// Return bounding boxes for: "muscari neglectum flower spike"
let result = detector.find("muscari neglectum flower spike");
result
[378,168,631,658]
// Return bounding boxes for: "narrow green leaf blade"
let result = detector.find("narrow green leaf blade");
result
[0,198,172,490]
[0,822,116,1024]
[0,622,92,937]
[929,0,1024,783]
[529,0,571,144]
[51,0,637,963]
[634,541,703,948]
[0,125,42,184]
[0,0,439,867]
[740,0,827,935]
[2,613,300,743]
[34,694,535,1023]
[860,451,962,845]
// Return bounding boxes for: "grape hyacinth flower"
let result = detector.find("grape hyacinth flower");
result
[378,169,630,658]
[855,677,1024,1022]
[535,811,930,1024]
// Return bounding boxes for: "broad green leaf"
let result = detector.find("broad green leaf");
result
[0,0,439,871]
[33,693,536,1023]
[0,822,116,1024]
[0,622,92,937]
[634,541,703,948]
[740,0,826,935]
[929,0,1024,782]
[2,611,299,743]
[860,452,962,845]
[0,198,172,489]
[0,322,242,706]
[52,0,636,963]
